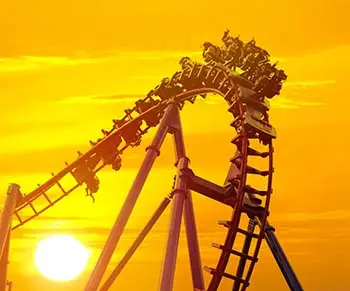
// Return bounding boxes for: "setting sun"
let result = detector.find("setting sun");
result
[34,234,91,282]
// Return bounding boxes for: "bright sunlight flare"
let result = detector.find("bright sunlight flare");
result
[34,234,91,281]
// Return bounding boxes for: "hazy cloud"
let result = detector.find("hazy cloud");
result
[270,96,327,109]
[59,93,142,104]
[274,209,350,222]
[0,51,201,74]
[0,56,107,73]
[284,80,336,88]
[200,94,327,109]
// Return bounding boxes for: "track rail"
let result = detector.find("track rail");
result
[10,31,286,291]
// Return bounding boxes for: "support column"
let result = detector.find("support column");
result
[263,222,303,291]
[85,104,177,291]
[173,109,205,290]
[183,192,205,290]
[0,232,10,291]
[0,184,20,291]
[159,105,204,291]
[159,157,187,291]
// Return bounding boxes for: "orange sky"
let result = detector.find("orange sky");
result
[1,1,350,290]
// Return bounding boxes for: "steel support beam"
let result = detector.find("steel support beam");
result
[99,196,172,291]
[86,104,177,291]
[0,184,20,291]
[263,222,303,291]
[159,105,204,291]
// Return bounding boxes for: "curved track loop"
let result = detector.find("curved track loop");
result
[11,50,278,290]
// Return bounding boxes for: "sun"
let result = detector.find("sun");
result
[34,234,91,281]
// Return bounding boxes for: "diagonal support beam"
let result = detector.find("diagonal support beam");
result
[182,169,229,205]
[99,196,172,291]
[85,103,178,291]
[257,219,303,291]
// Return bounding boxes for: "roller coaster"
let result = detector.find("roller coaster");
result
[0,31,303,291]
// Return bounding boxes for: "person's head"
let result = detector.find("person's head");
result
[248,39,256,45]
[179,56,190,65]
[203,42,213,49]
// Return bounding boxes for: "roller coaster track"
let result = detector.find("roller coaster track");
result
[8,32,290,290]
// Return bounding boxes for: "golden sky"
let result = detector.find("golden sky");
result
[1,1,350,290]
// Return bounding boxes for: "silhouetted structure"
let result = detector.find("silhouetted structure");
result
[0,32,302,291]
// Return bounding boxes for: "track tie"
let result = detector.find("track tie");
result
[204,266,247,284]
[231,135,244,147]
[205,66,215,80]
[212,70,222,84]
[28,202,38,214]
[43,192,53,205]
[246,165,269,176]
[238,227,260,239]
[217,77,229,91]
[247,147,269,157]
[217,221,260,239]
[241,204,265,217]
[15,212,23,224]
[230,158,269,176]
[212,243,257,261]
[188,96,196,104]
[218,220,232,228]
[244,185,268,196]
[36,184,53,205]
[55,180,67,194]
[198,66,207,82]
[230,154,243,164]
[204,265,216,275]
[231,134,258,148]
[194,64,204,79]
[228,100,238,114]
[224,88,236,102]
[247,195,262,205]
[230,116,243,129]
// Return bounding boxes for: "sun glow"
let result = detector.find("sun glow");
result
[34,234,91,281]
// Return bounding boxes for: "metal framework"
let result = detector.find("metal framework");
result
[0,31,303,291]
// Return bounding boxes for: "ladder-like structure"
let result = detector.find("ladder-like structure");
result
[0,31,303,291]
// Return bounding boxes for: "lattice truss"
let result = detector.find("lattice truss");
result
[0,31,303,291]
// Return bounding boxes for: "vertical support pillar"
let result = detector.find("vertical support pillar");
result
[183,192,205,290]
[85,104,177,291]
[159,157,187,291]
[0,184,20,291]
[0,232,10,291]
[159,105,204,291]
